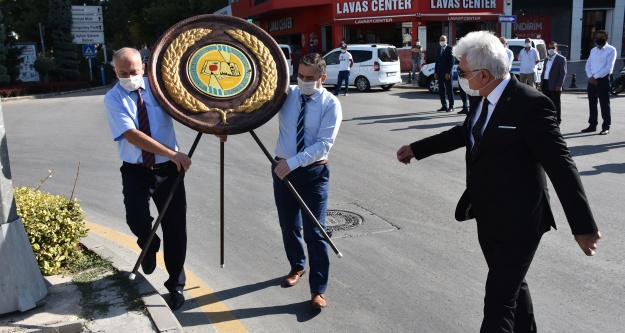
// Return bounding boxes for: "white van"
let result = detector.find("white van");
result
[506,38,547,84]
[323,44,402,91]
[278,44,293,77]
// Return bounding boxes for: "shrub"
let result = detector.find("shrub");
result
[14,186,88,275]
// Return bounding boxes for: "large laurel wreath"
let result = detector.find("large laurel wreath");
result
[161,28,277,125]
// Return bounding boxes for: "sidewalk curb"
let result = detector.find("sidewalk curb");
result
[16,319,84,333]
[80,234,184,333]
[1,85,114,102]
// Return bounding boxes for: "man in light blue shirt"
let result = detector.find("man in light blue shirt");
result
[583,30,616,135]
[273,53,342,309]
[104,47,192,310]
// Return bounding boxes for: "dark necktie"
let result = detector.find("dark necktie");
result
[441,46,444,55]
[471,98,490,161]
[297,95,310,152]
[136,89,155,168]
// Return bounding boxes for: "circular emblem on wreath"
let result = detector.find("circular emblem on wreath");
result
[147,14,289,135]
[187,44,253,98]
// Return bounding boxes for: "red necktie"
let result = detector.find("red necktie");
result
[136,89,155,168]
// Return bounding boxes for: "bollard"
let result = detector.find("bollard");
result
[569,73,577,88]
[100,64,106,86]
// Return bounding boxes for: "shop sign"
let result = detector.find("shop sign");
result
[336,0,412,15]
[268,17,293,32]
[512,15,550,42]
[429,0,497,9]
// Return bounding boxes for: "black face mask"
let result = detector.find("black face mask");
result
[596,38,606,46]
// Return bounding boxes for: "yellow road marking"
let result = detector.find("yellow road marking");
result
[85,221,248,333]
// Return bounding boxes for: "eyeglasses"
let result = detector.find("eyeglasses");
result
[456,67,482,78]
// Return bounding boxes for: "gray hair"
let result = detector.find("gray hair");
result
[113,47,141,63]
[452,31,509,79]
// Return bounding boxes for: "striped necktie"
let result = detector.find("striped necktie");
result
[297,95,310,152]
[136,89,155,168]
[471,98,489,161]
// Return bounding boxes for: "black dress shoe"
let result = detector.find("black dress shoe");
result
[141,250,157,275]
[457,108,468,114]
[599,129,610,135]
[168,289,185,310]
[580,126,597,133]
[437,106,448,111]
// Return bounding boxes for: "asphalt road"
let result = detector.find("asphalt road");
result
[2,86,624,332]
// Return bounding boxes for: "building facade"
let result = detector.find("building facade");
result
[228,0,624,62]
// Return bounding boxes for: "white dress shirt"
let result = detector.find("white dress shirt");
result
[585,43,617,79]
[518,47,539,74]
[275,85,342,170]
[470,75,512,146]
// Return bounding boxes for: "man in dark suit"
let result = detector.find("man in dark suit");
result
[541,41,567,124]
[396,31,601,333]
[434,35,455,112]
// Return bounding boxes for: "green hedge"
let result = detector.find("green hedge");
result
[14,186,88,275]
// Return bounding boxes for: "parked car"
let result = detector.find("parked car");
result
[417,57,523,94]
[323,44,402,91]
[279,44,293,77]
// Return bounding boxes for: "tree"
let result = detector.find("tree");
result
[0,9,10,84]
[48,0,79,80]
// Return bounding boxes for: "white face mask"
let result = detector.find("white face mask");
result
[439,41,446,47]
[548,49,556,56]
[119,74,143,91]
[458,70,497,97]
[525,42,531,47]
[297,77,321,96]
[341,49,346,53]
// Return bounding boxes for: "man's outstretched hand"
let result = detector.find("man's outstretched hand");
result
[575,231,601,256]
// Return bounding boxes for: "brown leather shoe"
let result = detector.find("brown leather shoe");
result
[311,293,327,308]
[283,269,305,287]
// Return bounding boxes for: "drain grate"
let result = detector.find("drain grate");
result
[326,210,363,231]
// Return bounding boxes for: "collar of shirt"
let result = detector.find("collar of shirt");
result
[470,74,511,144]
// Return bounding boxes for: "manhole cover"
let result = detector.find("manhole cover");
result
[326,210,363,231]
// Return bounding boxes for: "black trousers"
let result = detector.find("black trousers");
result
[121,161,187,291]
[438,74,454,108]
[541,80,562,123]
[478,229,541,333]
[587,76,611,130]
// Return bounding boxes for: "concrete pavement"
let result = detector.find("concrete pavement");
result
[0,228,182,333]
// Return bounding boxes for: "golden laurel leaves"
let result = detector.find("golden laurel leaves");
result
[161,28,278,125]
[162,29,212,113]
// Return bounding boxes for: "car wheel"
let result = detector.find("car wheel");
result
[427,76,439,94]
[355,76,371,91]
[381,84,393,91]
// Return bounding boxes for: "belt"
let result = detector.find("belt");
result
[124,161,171,171]
[275,157,328,166]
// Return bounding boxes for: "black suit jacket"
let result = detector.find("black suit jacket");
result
[434,45,454,76]
[410,76,597,241]
[541,54,567,91]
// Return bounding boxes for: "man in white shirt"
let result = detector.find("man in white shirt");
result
[334,43,353,96]
[583,30,616,135]
[518,38,540,88]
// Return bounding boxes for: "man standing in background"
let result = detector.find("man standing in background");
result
[434,35,454,112]
[583,30,616,135]
[411,40,423,81]
[518,38,540,88]
[334,43,353,96]
[541,41,567,125]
